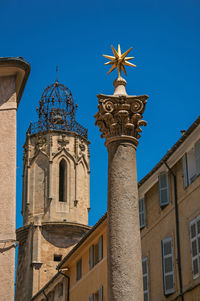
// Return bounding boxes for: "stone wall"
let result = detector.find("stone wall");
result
[0,76,17,301]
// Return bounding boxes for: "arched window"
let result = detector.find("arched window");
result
[59,159,67,202]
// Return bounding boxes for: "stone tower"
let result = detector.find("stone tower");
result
[15,80,90,301]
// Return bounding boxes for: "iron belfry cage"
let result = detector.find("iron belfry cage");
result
[27,81,88,139]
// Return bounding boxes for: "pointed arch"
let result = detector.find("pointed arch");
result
[59,159,67,202]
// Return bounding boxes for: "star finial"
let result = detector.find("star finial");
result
[103,44,136,77]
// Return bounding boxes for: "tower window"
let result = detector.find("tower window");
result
[59,159,67,202]
[54,254,62,262]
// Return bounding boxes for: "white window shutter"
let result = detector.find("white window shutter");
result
[139,198,146,229]
[98,236,103,262]
[161,237,175,295]
[99,286,103,301]
[190,218,200,279]
[182,153,189,188]
[158,173,170,207]
[195,140,200,175]
[142,257,149,301]
[89,294,94,301]
[89,245,94,269]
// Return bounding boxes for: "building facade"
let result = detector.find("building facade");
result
[0,57,30,301]
[31,116,200,301]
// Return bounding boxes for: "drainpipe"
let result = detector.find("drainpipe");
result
[58,270,70,301]
[163,160,184,301]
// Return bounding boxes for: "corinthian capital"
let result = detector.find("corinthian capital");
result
[94,77,148,145]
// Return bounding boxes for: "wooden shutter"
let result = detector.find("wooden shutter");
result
[182,153,189,188]
[190,217,200,279]
[76,258,82,281]
[142,257,149,301]
[158,173,170,207]
[89,245,94,269]
[195,140,200,175]
[89,294,94,301]
[139,198,146,228]
[98,236,103,262]
[99,286,103,301]
[162,238,175,295]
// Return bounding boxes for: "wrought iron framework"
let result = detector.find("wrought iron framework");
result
[27,81,88,138]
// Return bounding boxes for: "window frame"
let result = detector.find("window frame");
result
[139,198,146,229]
[142,257,149,301]
[190,216,200,279]
[158,173,170,207]
[89,235,103,270]
[161,237,175,295]
[59,159,67,202]
[76,258,82,282]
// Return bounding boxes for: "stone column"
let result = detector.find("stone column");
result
[0,58,30,300]
[95,77,148,300]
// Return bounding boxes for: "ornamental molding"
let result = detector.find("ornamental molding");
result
[94,94,148,143]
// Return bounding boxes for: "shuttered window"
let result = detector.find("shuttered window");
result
[99,286,103,301]
[161,237,175,295]
[195,140,200,175]
[182,153,189,188]
[190,216,200,279]
[89,236,103,269]
[142,257,149,301]
[98,236,103,262]
[89,294,94,301]
[58,282,63,297]
[89,286,103,301]
[139,198,146,229]
[89,245,94,269]
[76,258,82,281]
[158,173,170,207]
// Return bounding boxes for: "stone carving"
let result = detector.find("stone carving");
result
[79,139,86,152]
[35,135,47,154]
[57,134,69,151]
[95,94,148,141]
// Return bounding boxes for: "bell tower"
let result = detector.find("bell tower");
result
[16,80,91,301]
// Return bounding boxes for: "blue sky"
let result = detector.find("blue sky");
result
[1,0,200,227]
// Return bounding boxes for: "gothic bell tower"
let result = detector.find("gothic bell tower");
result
[16,80,91,301]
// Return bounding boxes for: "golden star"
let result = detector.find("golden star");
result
[103,44,136,77]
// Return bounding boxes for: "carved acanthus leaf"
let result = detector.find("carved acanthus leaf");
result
[95,95,148,141]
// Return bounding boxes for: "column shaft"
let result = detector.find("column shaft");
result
[107,140,143,301]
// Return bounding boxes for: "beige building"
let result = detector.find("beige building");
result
[0,57,30,301]
[30,115,200,301]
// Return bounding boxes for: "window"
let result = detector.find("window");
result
[76,258,82,281]
[54,254,62,262]
[142,257,149,301]
[58,282,63,297]
[139,198,146,229]
[161,237,175,295]
[190,216,200,279]
[59,159,67,202]
[89,236,103,269]
[89,286,103,301]
[47,291,54,301]
[158,173,170,207]
[182,139,200,187]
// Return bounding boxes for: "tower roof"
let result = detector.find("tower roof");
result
[27,80,87,138]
